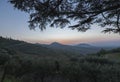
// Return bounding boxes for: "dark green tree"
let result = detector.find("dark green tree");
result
[54,61,60,72]
[9,0,120,33]
[97,48,107,57]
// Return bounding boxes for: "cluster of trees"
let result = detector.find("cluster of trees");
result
[1,48,120,82]
[97,48,120,57]
[109,48,120,53]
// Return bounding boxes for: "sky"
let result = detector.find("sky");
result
[0,0,120,47]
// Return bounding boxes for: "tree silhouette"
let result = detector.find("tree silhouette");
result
[9,0,120,33]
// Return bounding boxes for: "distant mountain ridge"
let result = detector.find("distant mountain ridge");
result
[74,43,94,47]
[40,42,102,55]
[0,36,117,56]
[50,42,65,47]
[0,37,83,60]
[50,42,61,45]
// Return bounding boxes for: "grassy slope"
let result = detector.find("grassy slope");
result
[0,37,79,61]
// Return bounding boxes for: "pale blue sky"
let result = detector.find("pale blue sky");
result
[0,0,120,47]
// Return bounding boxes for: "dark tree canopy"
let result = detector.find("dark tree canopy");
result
[9,0,120,33]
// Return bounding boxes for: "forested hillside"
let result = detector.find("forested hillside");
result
[0,36,82,60]
[0,36,120,82]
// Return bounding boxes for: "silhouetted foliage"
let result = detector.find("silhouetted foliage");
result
[9,0,120,33]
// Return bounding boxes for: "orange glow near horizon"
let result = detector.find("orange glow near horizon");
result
[0,0,120,47]
[23,35,120,45]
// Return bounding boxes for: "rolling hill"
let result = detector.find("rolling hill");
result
[0,36,117,58]
[0,37,81,60]
[41,42,102,55]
